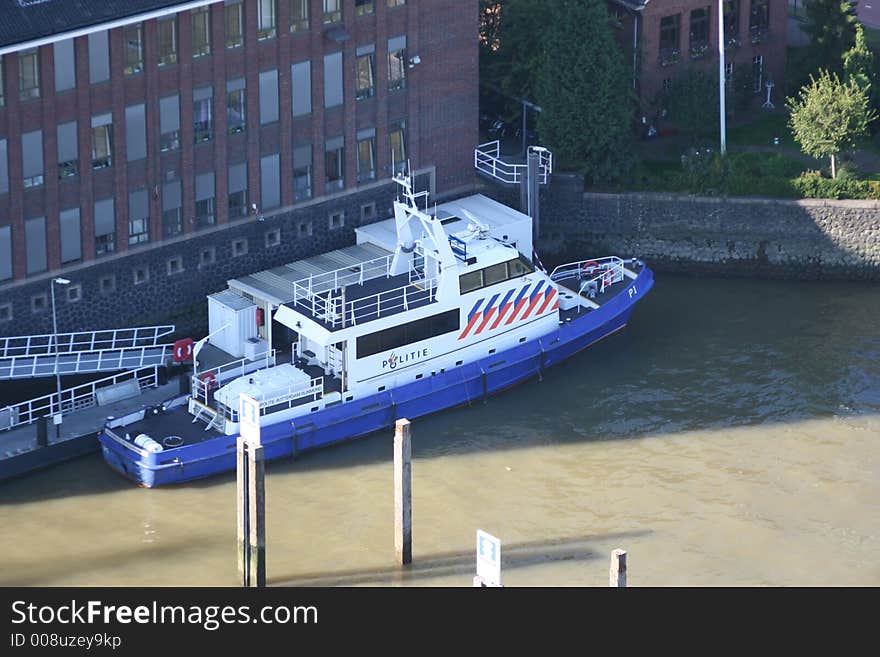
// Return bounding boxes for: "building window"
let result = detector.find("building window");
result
[94,198,116,256]
[298,221,313,238]
[53,39,76,92]
[265,229,281,248]
[163,181,183,237]
[293,144,312,201]
[160,95,181,152]
[227,78,246,134]
[123,23,144,74]
[389,122,406,174]
[199,247,216,267]
[228,162,248,219]
[167,256,184,276]
[325,138,344,192]
[128,188,150,246]
[689,7,710,59]
[387,36,407,91]
[291,0,309,32]
[125,103,147,161]
[0,303,12,322]
[91,115,113,170]
[356,0,374,15]
[324,0,342,24]
[724,0,740,48]
[0,225,10,281]
[31,294,48,314]
[195,172,215,227]
[292,61,312,117]
[157,17,178,67]
[226,0,244,48]
[387,0,405,8]
[357,130,376,182]
[66,284,82,303]
[194,87,213,143]
[258,0,277,40]
[88,31,110,84]
[356,47,375,100]
[749,0,769,43]
[25,216,47,274]
[260,153,280,209]
[259,69,279,124]
[57,121,78,179]
[192,7,212,57]
[18,49,40,101]
[22,130,44,188]
[59,208,82,263]
[659,15,681,66]
[360,201,376,224]
[99,274,116,295]
[328,211,344,230]
[753,54,764,93]
[232,238,248,257]
[133,266,150,285]
[0,56,4,106]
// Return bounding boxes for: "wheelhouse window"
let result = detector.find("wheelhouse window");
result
[459,270,483,294]
[123,23,144,74]
[192,7,212,57]
[357,309,460,359]
[460,255,534,294]
[291,0,309,32]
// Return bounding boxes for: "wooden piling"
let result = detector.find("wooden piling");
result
[610,549,627,587]
[394,418,412,566]
[237,437,266,587]
[36,415,49,448]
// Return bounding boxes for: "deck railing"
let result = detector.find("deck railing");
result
[0,366,160,432]
[191,350,276,405]
[291,255,393,302]
[550,256,628,295]
[215,376,324,422]
[474,141,553,186]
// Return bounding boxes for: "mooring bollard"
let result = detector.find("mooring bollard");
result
[394,418,412,566]
[610,548,627,587]
[237,436,266,587]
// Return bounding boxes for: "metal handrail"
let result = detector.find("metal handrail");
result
[474,141,553,186]
[291,255,393,303]
[190,350,277,405]
[0,325,175,358]
[0,366,159,432]
[550,257,627,295]
[0,344,173,379]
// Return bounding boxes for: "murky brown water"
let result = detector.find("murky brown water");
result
[2,275,878,586]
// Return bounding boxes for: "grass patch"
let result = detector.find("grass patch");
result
[727,111,798,149]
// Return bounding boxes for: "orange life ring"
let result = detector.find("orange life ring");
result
[581,260,599,276]
[199,372,217,389]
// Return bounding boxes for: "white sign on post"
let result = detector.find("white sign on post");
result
[239,393,261,446]
[475,529,502,587]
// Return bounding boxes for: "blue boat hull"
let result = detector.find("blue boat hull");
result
[99,266,654,487]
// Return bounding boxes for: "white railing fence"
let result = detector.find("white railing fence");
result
[474,141,553,186]
[550,256,627,295]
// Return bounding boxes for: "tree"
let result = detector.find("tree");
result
[663,70,719,143]
[801,0,858,74]
[787,70,876,178]
[843,23,879,121]
[535,0,635,183]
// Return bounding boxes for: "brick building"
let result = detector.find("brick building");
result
[608,0,787,114]
[0,0,478,337]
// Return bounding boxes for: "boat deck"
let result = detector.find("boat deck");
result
[555,260,644,321]
[116,405,226,449]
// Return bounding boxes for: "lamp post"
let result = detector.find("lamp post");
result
[718,0,727,155]
[50,277,70,419]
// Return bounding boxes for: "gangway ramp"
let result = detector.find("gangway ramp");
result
[0,325,175,380]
